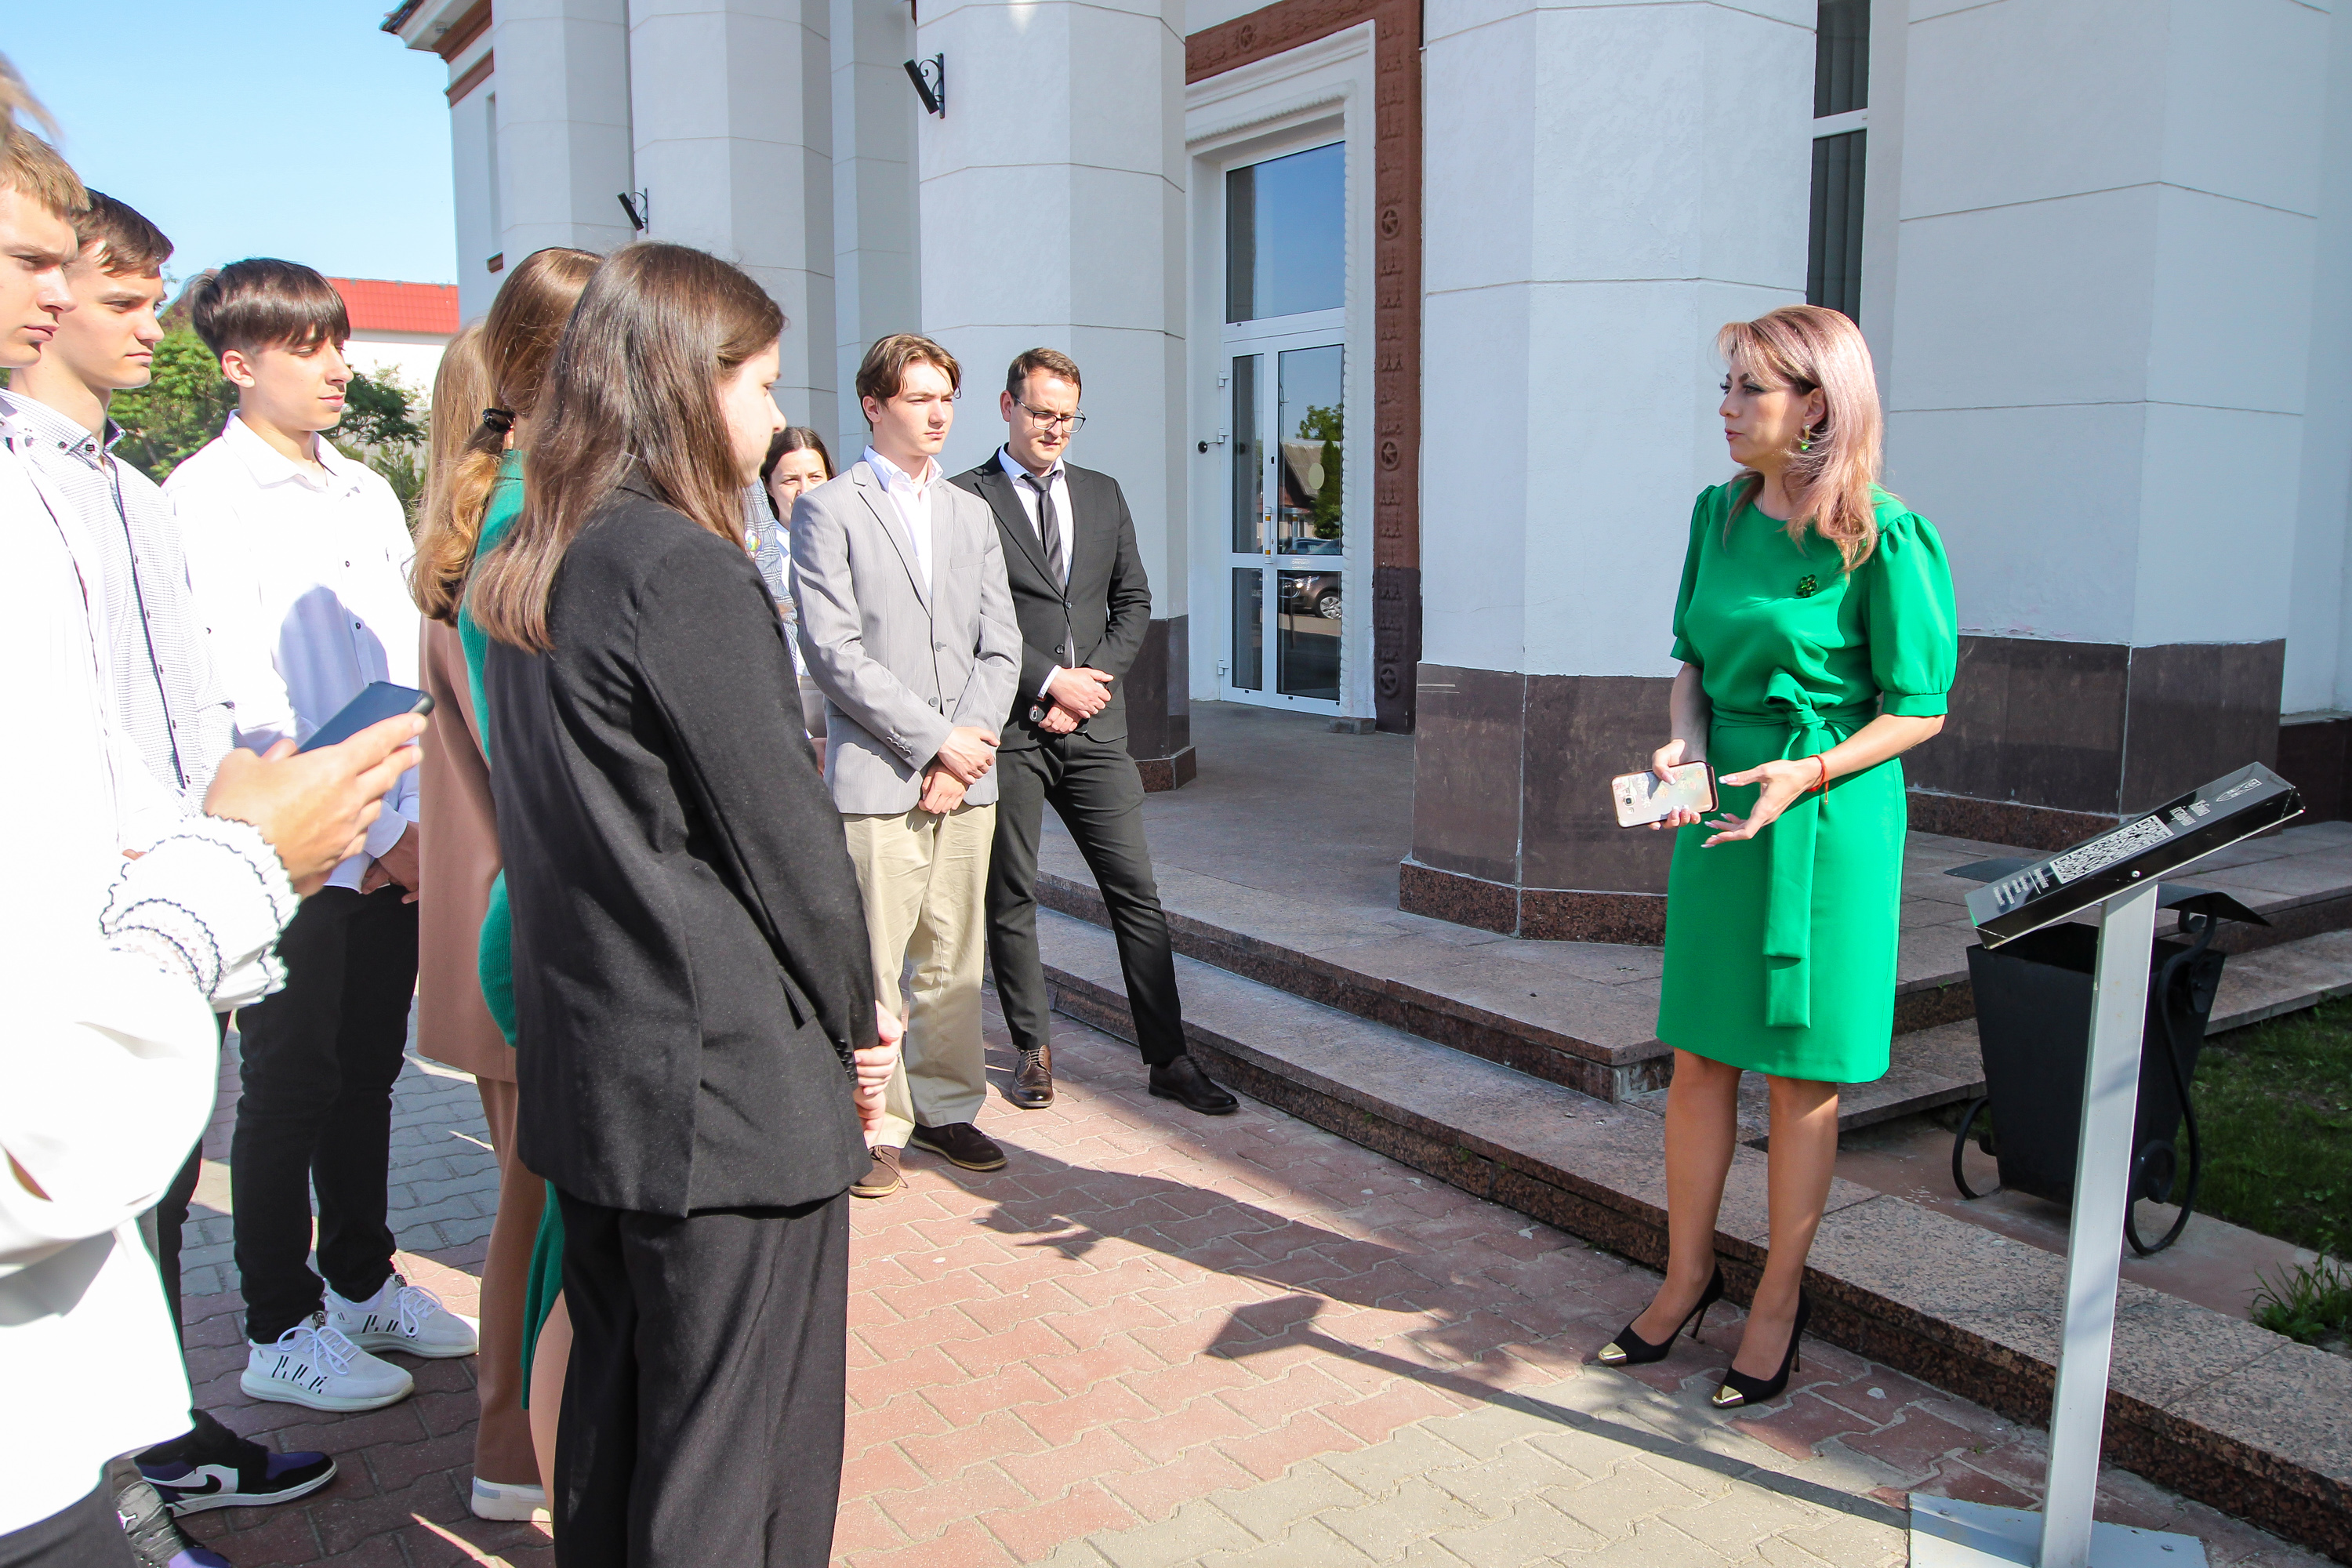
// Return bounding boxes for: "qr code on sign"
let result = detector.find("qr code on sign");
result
[2047,814,2175,884]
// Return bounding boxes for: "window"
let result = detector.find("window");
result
[1806,1,1867,319]
[1225,143,1345,324]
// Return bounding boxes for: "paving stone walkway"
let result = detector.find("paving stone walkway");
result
[173,1001,2329,1566]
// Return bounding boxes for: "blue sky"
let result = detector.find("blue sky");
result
[9,2,457,285]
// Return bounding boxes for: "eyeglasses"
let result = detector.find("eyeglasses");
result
[1017,400,1085,434]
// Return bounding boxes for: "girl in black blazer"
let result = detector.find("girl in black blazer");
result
[470,242,899,1568]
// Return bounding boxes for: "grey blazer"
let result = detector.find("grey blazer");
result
[789,459,1020,814]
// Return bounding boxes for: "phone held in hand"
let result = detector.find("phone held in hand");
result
[1612,761,1717,828]
[296,682,435,753]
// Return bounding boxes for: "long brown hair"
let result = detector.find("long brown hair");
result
[411,324,492,609]
[1718,305,1886,572]
[470,243,785,652]
[409,247,599,622]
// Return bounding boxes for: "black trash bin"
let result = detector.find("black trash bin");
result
[1951,895,2245,1254]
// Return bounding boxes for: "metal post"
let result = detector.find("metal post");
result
[2038,877,2158,1567]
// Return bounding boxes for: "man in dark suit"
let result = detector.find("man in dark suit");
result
[950,348,1235,1116]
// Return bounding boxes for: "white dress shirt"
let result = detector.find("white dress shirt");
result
[0,390,238,806]
[169,414,421,891]
[863,444,937,593]
[997,445,1073,698]
[0,438,298,1533]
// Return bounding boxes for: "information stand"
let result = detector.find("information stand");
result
[1911,763,2300,1568]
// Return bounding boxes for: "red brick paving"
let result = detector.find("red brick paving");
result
[173,1000,2323,1566]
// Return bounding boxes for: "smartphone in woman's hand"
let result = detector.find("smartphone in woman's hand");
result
[1613,761,1717,828]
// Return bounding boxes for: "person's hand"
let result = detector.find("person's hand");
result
[1702,757,1818,846]
[919,764,968,815]
[934,725,999,785]
[851,1004,904,1137]
[1038,704,1080,735]
[202,716,426,896]
[1045,667,1113,719]
[1646,738,1709,831]
[810,736,827,770]
[360,822,422,902]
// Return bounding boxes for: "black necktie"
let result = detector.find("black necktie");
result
[1024,470,1066,588]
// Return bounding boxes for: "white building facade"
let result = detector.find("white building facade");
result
[385,0,2352,937]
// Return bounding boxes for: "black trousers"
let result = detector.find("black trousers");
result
[0,1481,132,1568]
[554,1189,849,1568]
[230,886,419,1344]
[987,734,1185,1065]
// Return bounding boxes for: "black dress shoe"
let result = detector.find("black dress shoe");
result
[1008,1046,1054,1109]
[910,1121,1008,1171]
[1149,1054,1237,1115]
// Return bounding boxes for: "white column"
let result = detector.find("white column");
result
[1418,0,1813,684]
[1883,1,2327,659]
[2295,5,2352,714]
[912,0,1187,619]
[492,0,637,263]
[627,0,838,435]
[831,0,923,450]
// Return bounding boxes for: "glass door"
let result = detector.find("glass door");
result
[1224,340,1345,706]
[1217,138,1349,713]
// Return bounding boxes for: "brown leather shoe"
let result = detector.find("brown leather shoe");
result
[909,1121,1008,1171]
[1008,1046,1054,1109]
[850,1145,903,1198]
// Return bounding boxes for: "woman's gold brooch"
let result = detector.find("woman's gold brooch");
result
[1795,574,1819,598]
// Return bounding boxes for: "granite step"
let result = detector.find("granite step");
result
[1033,906,2352,1565]
[1615,926,2352,1145]
[1038,819,2352,1107]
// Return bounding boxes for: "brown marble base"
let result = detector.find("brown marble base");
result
[1136,745,1197,793]
[1905,788,2117,853]
[1398,860,1670,944]
[2276,712,2351,823]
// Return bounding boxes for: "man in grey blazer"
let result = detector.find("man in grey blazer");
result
[793,334,1021,1198]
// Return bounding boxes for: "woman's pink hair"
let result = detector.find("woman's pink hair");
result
[1718,304,1885,572]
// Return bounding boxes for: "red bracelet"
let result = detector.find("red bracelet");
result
[1811,755,1829,793]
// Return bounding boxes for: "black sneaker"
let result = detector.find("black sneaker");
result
[109,1456,233,1567]
[138,1410,336,1515]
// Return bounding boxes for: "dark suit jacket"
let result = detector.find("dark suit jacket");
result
[950,452,1153,750]
[483,481,876,1216]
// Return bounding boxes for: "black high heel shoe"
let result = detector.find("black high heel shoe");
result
[1596,1265,1725,1367]
[1711,1291,1810,1408]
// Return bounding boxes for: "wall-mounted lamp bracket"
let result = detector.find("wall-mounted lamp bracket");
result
[618,189,650,232]
[904,55,946,116]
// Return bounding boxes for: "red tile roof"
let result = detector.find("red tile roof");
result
[328,278,459,337]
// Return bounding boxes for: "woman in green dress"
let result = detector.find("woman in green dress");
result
[444,247,603,1501]
[1598,305,1957,1408]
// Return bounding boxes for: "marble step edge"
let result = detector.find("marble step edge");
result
[1620,927,2352,1147]
[1034,909,2352,1566]
[1036,869,1969,1103]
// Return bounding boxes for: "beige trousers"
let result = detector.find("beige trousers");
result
[842,801,996,1146]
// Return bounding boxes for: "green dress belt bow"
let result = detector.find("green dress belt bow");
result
[1711,678,1878,1030]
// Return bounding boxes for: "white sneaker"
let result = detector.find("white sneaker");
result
[326,1274,479,1359]
[470,1476,548,1522]
[242,1314,415,1411]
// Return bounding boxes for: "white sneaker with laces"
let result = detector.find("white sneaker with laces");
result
[327,1274,480,1359]
[242,1314,414,1411]
[470,1476,549,1522]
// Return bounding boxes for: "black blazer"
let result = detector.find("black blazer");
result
[483,482,876,1216]
[949,453,1152,750]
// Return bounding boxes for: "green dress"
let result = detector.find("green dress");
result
[1655,483,1957,1083]
[458,453,565,1399]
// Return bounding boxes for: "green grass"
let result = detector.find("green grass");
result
[2193,996,2352,1264]
[2249,1257,2352,1347]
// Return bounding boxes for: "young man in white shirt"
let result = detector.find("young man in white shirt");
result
[169,258,474,1415]
[5,194,341,1526]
